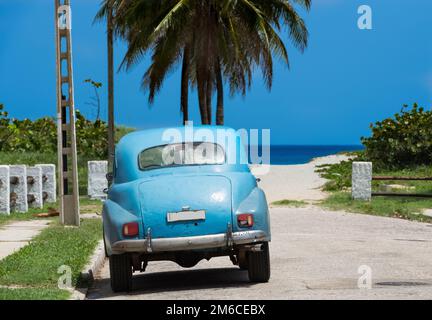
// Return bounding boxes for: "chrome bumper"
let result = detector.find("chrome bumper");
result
[111,230,268,254]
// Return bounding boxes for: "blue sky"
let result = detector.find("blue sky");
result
[0,0,431,145]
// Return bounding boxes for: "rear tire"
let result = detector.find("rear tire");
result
[102,227,108,257]
[238,252,249,270]
[247,242,270,283]
[109,254,132,292]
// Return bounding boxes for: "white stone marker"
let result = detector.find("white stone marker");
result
[352,161,372,201]
[27,166,43,209]
[9,165,28,213]
[0,166,10,215]
[88,161,108,200]
[36,164,56,203]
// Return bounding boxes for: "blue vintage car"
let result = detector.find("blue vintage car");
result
[103,126,271,292]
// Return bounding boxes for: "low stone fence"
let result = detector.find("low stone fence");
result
[352,161,432,200]
[352,161,372,201]
[88,161,108,200]
[0,160,109,215]
[0,164,56,215]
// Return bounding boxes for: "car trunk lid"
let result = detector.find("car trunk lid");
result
[138,174,232,239]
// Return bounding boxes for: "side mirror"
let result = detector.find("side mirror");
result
[106,172,114,184]
[256,178,261,183]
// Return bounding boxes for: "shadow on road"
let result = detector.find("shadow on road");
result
[88,267,255,299]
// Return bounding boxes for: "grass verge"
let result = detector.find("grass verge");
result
[0,204,57,227]
[321,192,432,223]
[0,287,70,300]
[271,199,308,207]
[79,198,103,214]
[317,152,432,222]
[0,218,102,299]
[0,198,102,226]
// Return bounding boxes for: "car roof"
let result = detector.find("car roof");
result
[118,125,235,145]
[114,125,249,183]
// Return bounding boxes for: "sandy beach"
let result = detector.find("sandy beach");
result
[251,154,351,203]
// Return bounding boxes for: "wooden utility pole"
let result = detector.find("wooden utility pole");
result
[107,5,115,171]
[55,0,80,226]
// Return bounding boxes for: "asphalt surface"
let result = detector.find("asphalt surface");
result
[87,207,432,300]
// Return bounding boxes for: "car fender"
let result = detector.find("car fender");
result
[234,187,271,239]
[103,199,143,256]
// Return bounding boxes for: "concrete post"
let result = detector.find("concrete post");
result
[36,164,56,203]
[27,166,43,209]
[0,166,10,215]
[352,162,372,201]
[88,161,108,200]
[10,165,28,213]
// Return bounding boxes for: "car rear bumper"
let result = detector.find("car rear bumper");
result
[111,230,269,254]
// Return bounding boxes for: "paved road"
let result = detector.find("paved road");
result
[87,207,432,300]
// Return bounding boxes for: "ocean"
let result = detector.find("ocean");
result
[249,145,363,165]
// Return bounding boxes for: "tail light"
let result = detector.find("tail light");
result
[122,222,139,237]
[237,214,254,228]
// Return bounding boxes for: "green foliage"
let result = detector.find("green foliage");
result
[316,160,353,192]
[317,151,432,193]
[0,104,134,159]
[75,111,108,158]
[318,152,432,222]
[315,151,366,191]
[115,125,135,142]
[362,103,432,169]
[0,104,57,153]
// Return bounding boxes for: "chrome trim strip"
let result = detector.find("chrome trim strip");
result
[111,230,268,254]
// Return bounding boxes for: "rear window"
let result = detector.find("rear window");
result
[138,142,225,171]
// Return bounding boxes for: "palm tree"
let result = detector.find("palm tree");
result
[97,0,311,125]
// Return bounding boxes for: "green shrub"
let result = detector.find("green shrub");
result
[362,103,432,169]
[0,104,134,159]
[315,151,366,191]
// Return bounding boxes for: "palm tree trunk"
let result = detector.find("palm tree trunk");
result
[206,71,212,124]
[197,66,209,124]
[196,3,209,125]
[107,5,115,169]
[215,59,224,126]
[180,46,190,125]
[204,1,213,125]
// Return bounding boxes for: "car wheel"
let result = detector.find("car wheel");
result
[247,242,270,283]
[237,251,248,270]
[102,227,108,258]
[109,253,132,292]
